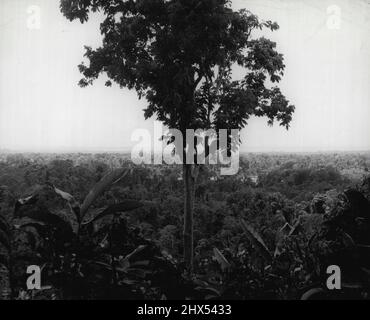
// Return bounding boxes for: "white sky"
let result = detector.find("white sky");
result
[0,0,369,152]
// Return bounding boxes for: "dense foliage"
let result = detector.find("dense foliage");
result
[1,152,370,300]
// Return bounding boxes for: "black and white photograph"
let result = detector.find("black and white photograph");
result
[0,0,370,305]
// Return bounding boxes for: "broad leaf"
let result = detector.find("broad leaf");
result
[213,247,231,271]
[118,245,148,271]
[14,194,39,215]
[82,200,143,225]
[80,168,129,217]
[301,288,325,300]
[17,204,74,238]
[52,185,81,223]
[125,245,147,261]
[240,219,272,262]
[19,221,48,238]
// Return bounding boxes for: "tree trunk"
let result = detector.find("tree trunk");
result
[183,164,196,271]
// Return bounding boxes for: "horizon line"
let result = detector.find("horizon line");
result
[1,148,370,155]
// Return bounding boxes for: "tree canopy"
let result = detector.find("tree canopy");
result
[60,0,294,137]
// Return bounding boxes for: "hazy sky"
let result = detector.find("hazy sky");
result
[0,0,369,152]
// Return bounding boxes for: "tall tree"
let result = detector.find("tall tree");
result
[60,0,295,270]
